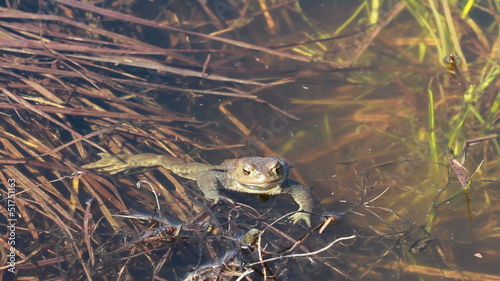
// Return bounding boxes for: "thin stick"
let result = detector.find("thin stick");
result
[246,235,356,266]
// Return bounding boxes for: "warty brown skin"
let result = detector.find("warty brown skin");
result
[83,153,313,226]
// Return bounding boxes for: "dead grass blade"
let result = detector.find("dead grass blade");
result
[1,87,108,153]
[53,0,328,64]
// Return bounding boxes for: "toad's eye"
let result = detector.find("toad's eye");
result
[242,167,251,176]
[275,164,283,175]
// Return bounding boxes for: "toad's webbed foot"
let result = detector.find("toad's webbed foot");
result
[213,196,235,205]
[290,211,311,227]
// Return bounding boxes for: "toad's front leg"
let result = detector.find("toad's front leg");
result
[196,170,234,204]
[285,181,313,227]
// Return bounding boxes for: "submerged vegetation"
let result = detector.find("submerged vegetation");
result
[0,0,498,280]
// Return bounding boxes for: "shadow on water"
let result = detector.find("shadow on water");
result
[0,0,498,280]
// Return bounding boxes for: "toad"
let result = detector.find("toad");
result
[83,153,313,226]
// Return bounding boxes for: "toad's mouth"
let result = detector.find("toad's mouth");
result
[238,179,284,190]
